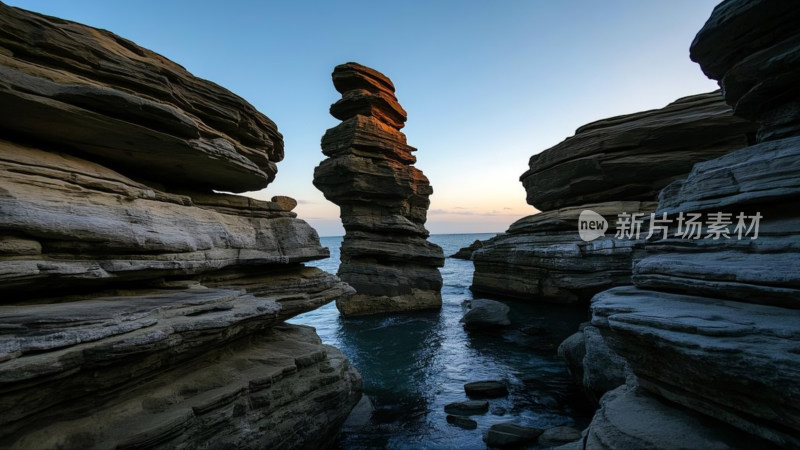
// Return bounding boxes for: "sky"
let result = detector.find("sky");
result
[8,0,721,236]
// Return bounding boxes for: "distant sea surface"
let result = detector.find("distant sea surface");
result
[290,233,591,449]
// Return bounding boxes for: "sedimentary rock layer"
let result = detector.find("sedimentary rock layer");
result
[582,1,800,448]
[472,201,656,303]
[520,91,756,211]
[0,4,361,448]
[471,92,753,303]
[314,62,444,316]
[585,385,773,450]
[0,2,282,192]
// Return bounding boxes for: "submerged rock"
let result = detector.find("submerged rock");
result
[313,62,444,316]
[461,299,511,330]
[484,422,544,448]
[538,426,583,447]
[444,400,490,416]
[446,415,478,430]
[464,380,509,399]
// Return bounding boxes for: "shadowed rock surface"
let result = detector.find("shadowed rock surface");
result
[450,239,484,259]
[0,4,361,448]
[460,298,511,330]
[471,92,754,304]
[313,62,444,316]
[581,1,800,448]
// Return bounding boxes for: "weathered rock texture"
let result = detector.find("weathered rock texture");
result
[0,4,361,448]
[313,62,444,316]
[472,92,755,303]
[582,1,800,448]
[520,92,756,211]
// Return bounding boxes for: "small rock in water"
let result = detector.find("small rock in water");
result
[449,239,483,259]
[464,380,509,398]
[444,400,489,415]
[491,406,507,416]
[460,299,511,330]
[484,422,544,447]
[538,426,583,446]
[446,414,478,430]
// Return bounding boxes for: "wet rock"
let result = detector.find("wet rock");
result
[450,239,484,260]
[491,406,507,416]
[484,422,544,448]
[461,299,511,330]
[313,62,444,316]
[464,381,509,399]
[443,400,489,416]
[446,415,478,430]
[538,426,583,447]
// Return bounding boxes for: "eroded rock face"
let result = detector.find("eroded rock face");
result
[0,3,282,192]
[0,4,361,448]
[471,92,754,304]
[314,62,444,316]
[472,201,656,303]
[583,2,800,447]
[520,92,756,211]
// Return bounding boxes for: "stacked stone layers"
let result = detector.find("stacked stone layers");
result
[471,92,755,303]
[583,1,800,448]
[314,62,444,316]
[0,4,360,448]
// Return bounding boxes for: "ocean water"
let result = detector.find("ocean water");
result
[289,234,592,449]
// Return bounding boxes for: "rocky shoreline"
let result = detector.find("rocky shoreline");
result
[0,4,360,448]
[472,1,800,448]
[1,0,798,448]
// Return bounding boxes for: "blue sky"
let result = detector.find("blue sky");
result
[9,1,721,236]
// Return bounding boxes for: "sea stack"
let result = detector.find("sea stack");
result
[314,62,444,316]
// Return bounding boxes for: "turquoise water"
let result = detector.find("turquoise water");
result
[289,234,591,449]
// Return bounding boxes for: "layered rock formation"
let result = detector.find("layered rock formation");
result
[582,1,800,448]
[0,4,360,448]
[471,92,756,303]
[313,62,444,316]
